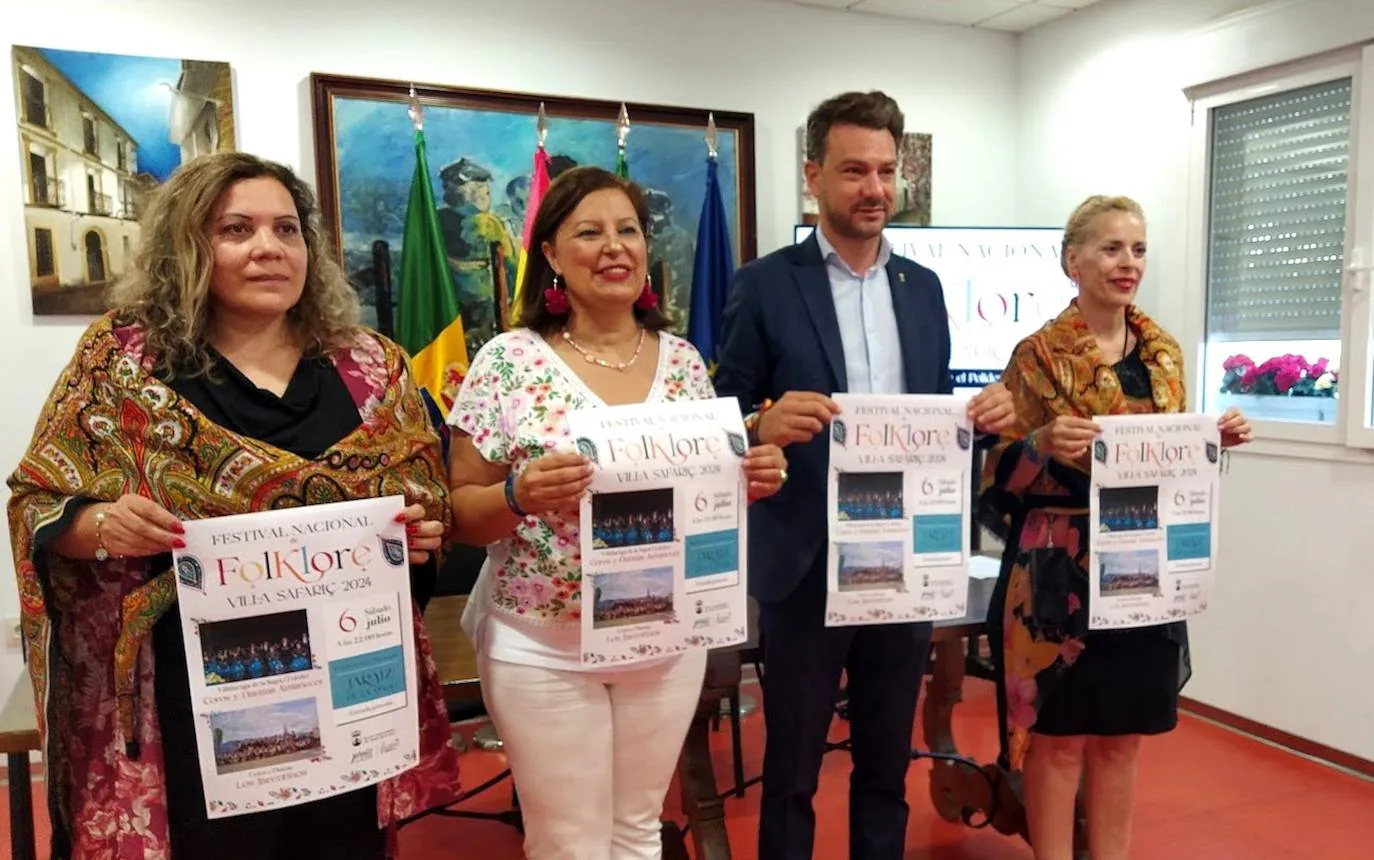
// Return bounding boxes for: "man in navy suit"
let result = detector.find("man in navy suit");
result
[714,91,1016,859]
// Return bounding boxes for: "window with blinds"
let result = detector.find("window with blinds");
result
[1204,77,1352,342]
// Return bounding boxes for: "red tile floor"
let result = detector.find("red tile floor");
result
[4,680,1372,858]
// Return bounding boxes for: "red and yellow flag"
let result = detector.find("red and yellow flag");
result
[510,148,551,326]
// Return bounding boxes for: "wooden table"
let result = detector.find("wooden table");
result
[1,679,41,860]
[425,595,480,702]
[669,573,1039,860]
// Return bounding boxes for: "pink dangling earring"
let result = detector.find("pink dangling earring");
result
[635,278,659,311]
[544,274,569,315]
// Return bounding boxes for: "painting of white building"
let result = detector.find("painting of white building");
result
[12,46,235,315]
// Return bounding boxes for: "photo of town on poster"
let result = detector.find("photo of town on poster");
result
[824,393,973,626]
[569,398,750,665]
[1089,414,1221,631]
[171,495,421,818]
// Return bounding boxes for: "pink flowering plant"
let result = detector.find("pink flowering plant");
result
[1220,354,1337,397]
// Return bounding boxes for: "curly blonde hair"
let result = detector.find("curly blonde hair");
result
[107,151,360,378]
[1060,195,1146,277]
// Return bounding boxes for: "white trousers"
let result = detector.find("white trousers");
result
[478,649,708,860]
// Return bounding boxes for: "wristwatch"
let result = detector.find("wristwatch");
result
[93,507,110,561]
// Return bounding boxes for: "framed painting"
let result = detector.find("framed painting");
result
[310,73,756,358]
[13,46,236,315]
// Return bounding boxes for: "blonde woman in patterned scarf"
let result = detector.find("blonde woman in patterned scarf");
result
[8,152,461,860]
[448,166,787,858]
[979,195,1252,860]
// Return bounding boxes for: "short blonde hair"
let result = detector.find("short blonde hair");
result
[1060,195,1146,277]
[107,151,359,378]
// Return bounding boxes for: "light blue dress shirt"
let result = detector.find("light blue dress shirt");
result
[815,226,905,394]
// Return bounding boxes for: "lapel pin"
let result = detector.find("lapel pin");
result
[898,272,905,283]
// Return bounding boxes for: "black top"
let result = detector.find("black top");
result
[170,349,361,458]
[1114,342,1152,400]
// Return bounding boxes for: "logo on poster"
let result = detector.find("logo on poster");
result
[178,555,205,592]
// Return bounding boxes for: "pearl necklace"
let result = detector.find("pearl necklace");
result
[561,327,646,371]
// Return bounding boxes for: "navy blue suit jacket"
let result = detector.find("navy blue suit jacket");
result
[714,233,956,604]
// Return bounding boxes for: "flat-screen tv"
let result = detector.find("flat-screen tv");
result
[793,225,1074,392]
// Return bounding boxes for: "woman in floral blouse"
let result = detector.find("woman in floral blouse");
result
[447,166,786,858]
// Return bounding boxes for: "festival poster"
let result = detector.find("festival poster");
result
[171,495,420,818]
[1089,414,1222,630]
[825,393,973,626]
[567,398,749,666]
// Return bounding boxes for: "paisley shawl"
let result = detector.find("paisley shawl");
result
[6,313,461,859]
[977,300,1190,771]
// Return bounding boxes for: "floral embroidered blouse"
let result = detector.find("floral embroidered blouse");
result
[449,328,714,626]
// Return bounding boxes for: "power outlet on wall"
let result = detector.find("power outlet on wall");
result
[3,616,20,650]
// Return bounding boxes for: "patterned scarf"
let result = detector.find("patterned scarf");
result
[997,299,1187,442]
[7,314,461,859]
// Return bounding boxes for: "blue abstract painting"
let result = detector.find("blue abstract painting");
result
[315,78,755,358]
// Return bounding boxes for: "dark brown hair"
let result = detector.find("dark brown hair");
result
[514,165,672,335]
[805,91,905,163]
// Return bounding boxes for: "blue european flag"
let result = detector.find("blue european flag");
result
[686,157,735,368]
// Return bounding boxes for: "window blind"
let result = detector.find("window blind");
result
[1205,77,1352,341]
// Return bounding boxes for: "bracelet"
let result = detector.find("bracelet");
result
[743,398,774,445]
[504,472,527,517]
[93,505,111,561]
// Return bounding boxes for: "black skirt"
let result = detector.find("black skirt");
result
[1031,627,1180,737]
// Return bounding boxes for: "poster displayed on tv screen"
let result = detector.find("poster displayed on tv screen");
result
[794,225,1073,390]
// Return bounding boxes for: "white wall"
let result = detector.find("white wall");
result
[0,0,1019,706]
[1019,0,1374,762]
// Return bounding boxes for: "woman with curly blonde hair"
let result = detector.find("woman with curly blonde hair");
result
[8,152,461,859]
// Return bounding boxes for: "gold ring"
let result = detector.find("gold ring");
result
[779,469,788,483]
